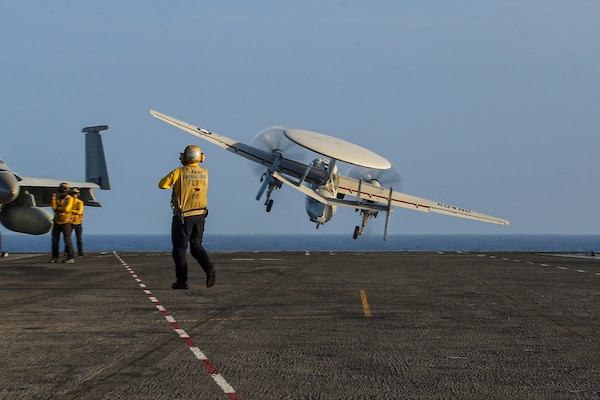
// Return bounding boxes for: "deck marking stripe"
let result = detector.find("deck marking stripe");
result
[360,290,372,318]
[483,254,597,275]
[113,251,241,400]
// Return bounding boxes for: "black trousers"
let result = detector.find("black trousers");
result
[72,224,83,254]
[52,223,74,259]
[171,214,213,283]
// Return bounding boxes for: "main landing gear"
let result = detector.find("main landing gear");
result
[260,173,282,213]
[353,209,378,239]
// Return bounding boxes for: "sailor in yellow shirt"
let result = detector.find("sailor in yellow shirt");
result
[158,145,216,290]
[50,182,75,263]
[70,188,85,256]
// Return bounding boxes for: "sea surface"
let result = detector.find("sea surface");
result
[2,234,600,253]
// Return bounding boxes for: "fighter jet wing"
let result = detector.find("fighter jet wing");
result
[14,177,102,207]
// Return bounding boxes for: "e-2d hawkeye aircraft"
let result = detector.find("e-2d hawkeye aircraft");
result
[150,110,509,239]
[0,125,110,236]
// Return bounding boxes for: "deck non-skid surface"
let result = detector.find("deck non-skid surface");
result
[1,251,599,399]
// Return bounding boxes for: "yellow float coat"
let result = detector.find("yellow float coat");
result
[159,164,208,217]
[71,198,84,225]
[51,195,74,225]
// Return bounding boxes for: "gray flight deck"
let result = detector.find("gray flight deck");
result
[1,251,599,399]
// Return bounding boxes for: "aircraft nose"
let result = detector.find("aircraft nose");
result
[0,171,19,204]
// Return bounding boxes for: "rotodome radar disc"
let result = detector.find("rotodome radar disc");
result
[283,129,391,170]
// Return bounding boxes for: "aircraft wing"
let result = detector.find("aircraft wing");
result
[15,177,102,207]
[150,110,325,183]
[151,110,239,151]
[273,171,509,225]
[336,174,509,225]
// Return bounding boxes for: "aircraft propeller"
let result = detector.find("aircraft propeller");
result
[251,126,306,159]
[251,127,307,212]
[346,165,401,189]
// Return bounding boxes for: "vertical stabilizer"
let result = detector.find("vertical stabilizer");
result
[82,125,110,190]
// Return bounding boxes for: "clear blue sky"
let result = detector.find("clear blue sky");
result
[2,1,599,236]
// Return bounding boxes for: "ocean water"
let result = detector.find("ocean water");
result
[2,234,600,253]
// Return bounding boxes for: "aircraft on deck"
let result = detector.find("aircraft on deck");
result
[150,110,509,239]
[0,125,110,239]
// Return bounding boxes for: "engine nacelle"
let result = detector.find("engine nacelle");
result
[0,204,53,235]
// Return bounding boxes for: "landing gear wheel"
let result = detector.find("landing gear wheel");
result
[353,226,360,240]
[266,199,274,212]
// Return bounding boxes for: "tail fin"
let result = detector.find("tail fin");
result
[82,125,110,190]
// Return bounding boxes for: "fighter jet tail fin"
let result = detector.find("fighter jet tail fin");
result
[82,125,110,190]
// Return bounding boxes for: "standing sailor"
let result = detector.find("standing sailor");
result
[70,187,85,256]
[158,145,216,289]
[50,182,75,263]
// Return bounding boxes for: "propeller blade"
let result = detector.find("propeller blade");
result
[251,127,307,179]
[252,126,295,154]
[346,165,401,188]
